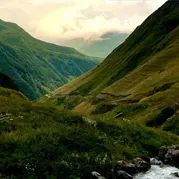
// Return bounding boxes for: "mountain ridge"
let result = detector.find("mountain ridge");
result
[40,0,179,135]
[0,19,102,100]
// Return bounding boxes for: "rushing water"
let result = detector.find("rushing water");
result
[134,165,179,179]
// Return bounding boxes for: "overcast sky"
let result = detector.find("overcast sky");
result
[0,0,167,44]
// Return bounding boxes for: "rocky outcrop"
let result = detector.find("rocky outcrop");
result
[89,145,179,179]
[158,145,179,167]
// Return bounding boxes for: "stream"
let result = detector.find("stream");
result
[134,165,179,179]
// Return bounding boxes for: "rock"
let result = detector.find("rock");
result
[150,158,163,166]
[115,171,133,179]
[114,160,137,175]
[91,171,105,179]
[158,146,168,161]
[165,148,179,167]
[132,157,151,172]
[158,145,179,167]
[171,172,179,178]
[140,156,150,164]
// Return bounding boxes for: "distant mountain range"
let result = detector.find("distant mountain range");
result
[0,19,102,100]
[59,32,129,58]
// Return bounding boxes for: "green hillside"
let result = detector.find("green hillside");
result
[1,87,179,179]
[0,19,101,100]
[40,1,179,135]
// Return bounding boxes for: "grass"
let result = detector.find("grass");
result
[1,87,179,179]
[0,20,101,100]
[40,1,179,135]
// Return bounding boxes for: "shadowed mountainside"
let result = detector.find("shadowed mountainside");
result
[0,19,102,100]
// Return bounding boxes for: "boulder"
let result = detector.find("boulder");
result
[91,171,105,179]
[114,160,137,175]
[115,171,133,179]
[150,158,163,166]
[165,149,179,167]
[140,156,150,164]
[171,172,179,178]
[132,157,151,172]
[158,146,168,161]
[158,145,179,167]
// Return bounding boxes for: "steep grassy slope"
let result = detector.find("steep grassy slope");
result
[1,87,179,179]
[40,1,179,134]
[0,20,101,100]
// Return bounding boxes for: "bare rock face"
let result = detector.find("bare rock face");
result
[158,145,179,167]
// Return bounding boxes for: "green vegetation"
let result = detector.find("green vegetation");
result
[0,19,102,100]
[1,1,179,178]
[1,87,179,179]
[41,1,179,135]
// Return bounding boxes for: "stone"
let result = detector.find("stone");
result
[132,157,151,172]
[158,146,168,161]
[165,149,179,167]
[171,172,179,178]
[91,171,105,179]
[150,158,163,166]
[115,160,137,175]
[115,170,133,179]
[158,145,179,167]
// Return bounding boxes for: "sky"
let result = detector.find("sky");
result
[0,0,167,45]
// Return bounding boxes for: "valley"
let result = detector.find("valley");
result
[1,0,179,179]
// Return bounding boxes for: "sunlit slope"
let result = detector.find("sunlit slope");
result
[39,1,179,134]
[52,1,179,96]
[0,20,101,100]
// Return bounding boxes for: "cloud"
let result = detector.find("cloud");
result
[0,0,167,43]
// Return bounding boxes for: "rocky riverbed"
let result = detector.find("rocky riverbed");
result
[134,165,179,179]
[90,145,179,179]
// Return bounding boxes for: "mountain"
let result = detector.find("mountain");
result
[2,1,179,178]
[58,32,129,58]
[41,1,179,135]
[0,20,102,100]
[1,87,179,178]
[79,32,129,58]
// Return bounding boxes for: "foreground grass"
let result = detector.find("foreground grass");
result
[1,88,179,179]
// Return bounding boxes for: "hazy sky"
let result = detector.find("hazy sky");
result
[0,0,167,44]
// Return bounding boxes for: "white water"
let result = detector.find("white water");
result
[134,165,179,179]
